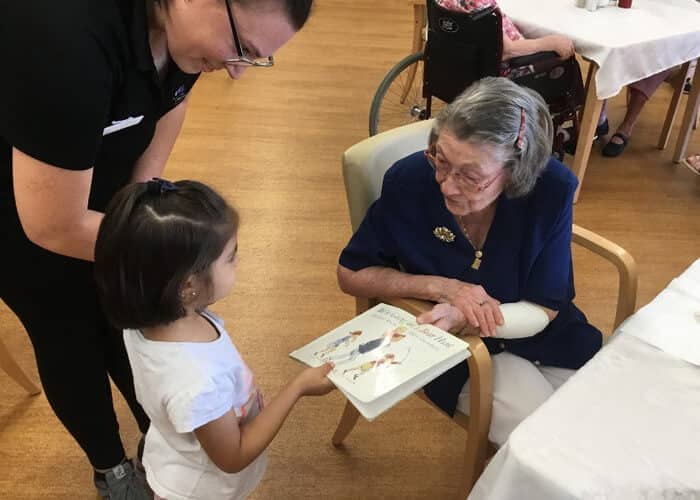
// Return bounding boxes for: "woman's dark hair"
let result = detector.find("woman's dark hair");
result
[153,0,313,31]
[95,179,239,330]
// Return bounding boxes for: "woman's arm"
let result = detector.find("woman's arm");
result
[12,98,189,262]
[194,364,334,474]
[502,33,575,60]
[130,98,188,183]
[12,148,102,261]
[337,264,456,304]
[337,264,504,336]
[418,301,558,338]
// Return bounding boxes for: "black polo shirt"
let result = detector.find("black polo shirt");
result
[0,0,199,216]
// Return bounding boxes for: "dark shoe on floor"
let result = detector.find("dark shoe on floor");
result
[94,459,151,500]
[563,118,609,155]
[595,118,609,137]
[602,132,630,157]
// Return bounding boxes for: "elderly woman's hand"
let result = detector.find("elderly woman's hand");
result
[442,281,504,337]
[416,303,468,334]
[542,35,575,60]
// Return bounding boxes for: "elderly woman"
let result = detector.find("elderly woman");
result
[337,77,602,446]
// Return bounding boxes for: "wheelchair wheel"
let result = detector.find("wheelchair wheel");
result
[369,52,445,136]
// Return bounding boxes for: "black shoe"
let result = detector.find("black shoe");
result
[563,118,609,155]
[602,132,630,157]
[595,118,609,137]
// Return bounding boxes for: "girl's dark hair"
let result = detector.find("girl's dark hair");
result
[154,0,313,31]
[94,180,239,330]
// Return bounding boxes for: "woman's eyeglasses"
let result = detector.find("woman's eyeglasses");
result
[223,1,274,68]
[424,147,503,193]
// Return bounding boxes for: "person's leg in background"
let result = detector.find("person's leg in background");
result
[0,256,151,499]
[602,69,674,157]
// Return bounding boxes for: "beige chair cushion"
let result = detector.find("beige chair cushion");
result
[341,119,435,231]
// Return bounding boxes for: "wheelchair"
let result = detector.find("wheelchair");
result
[369,1,585,159]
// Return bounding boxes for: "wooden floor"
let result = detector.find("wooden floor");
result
[1,0,699,498]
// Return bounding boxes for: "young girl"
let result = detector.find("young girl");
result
[94,178,335,500]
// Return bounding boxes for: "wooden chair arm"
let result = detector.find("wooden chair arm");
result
[377,296,493,493]
[572,224,638,329]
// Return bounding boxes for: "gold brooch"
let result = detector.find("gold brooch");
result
[433,226,455,243]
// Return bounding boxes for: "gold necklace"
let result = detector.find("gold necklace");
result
[458,217,483,270]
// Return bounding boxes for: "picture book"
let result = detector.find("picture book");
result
[290,303,471,420]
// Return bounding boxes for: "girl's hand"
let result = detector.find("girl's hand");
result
[542,34,575,59]
[445,282,503,337]
[294,363,336,397]
[416,303,467,333]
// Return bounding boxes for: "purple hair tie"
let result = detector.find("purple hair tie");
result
[147,177,178,194]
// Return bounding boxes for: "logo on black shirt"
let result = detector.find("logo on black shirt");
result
[173,85,186,104]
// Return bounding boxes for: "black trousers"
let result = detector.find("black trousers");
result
[1,223,149,469]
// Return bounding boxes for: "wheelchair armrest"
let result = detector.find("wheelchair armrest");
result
[507,51,559,68]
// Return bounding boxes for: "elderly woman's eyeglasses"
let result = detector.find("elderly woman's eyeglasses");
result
[223,1,274,68]
[424,147,503,193]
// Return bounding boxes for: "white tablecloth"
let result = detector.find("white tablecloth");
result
[623,259,700,366]
[498,0,700,99]
[469,259,700,500]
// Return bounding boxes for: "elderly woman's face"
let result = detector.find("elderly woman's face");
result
[428,129,508,216]
[162,0,296,79]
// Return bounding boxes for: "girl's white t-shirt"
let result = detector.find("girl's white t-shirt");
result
[123,310,266,500]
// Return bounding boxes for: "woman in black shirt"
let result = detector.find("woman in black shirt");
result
[0,0,312,497]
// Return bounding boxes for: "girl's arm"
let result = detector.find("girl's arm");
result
[194,364,334,474]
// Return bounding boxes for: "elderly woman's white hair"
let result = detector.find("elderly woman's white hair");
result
[430,77,554,198]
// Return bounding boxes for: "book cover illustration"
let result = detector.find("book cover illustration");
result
[290,304,469,404]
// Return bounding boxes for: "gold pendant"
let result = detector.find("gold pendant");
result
[471,250,483,270]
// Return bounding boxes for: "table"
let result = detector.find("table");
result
[409,0,700,201]
[468,259,700,500]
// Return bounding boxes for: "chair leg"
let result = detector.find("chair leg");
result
[331,400,360,446]
[673,58,700,163]
[658,62,690,150]
[0,337,41,396]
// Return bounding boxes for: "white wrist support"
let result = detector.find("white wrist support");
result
[494,301,551,339]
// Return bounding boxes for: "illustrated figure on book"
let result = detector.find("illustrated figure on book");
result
[337,77,602,446]
[343,352,404,381]
[326,326,408,365]
[314,330,363,359]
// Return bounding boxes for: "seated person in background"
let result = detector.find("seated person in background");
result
[337,77,602,446]
[598,69,674,157]
[436,0,671,158]
[435,0,575,62]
